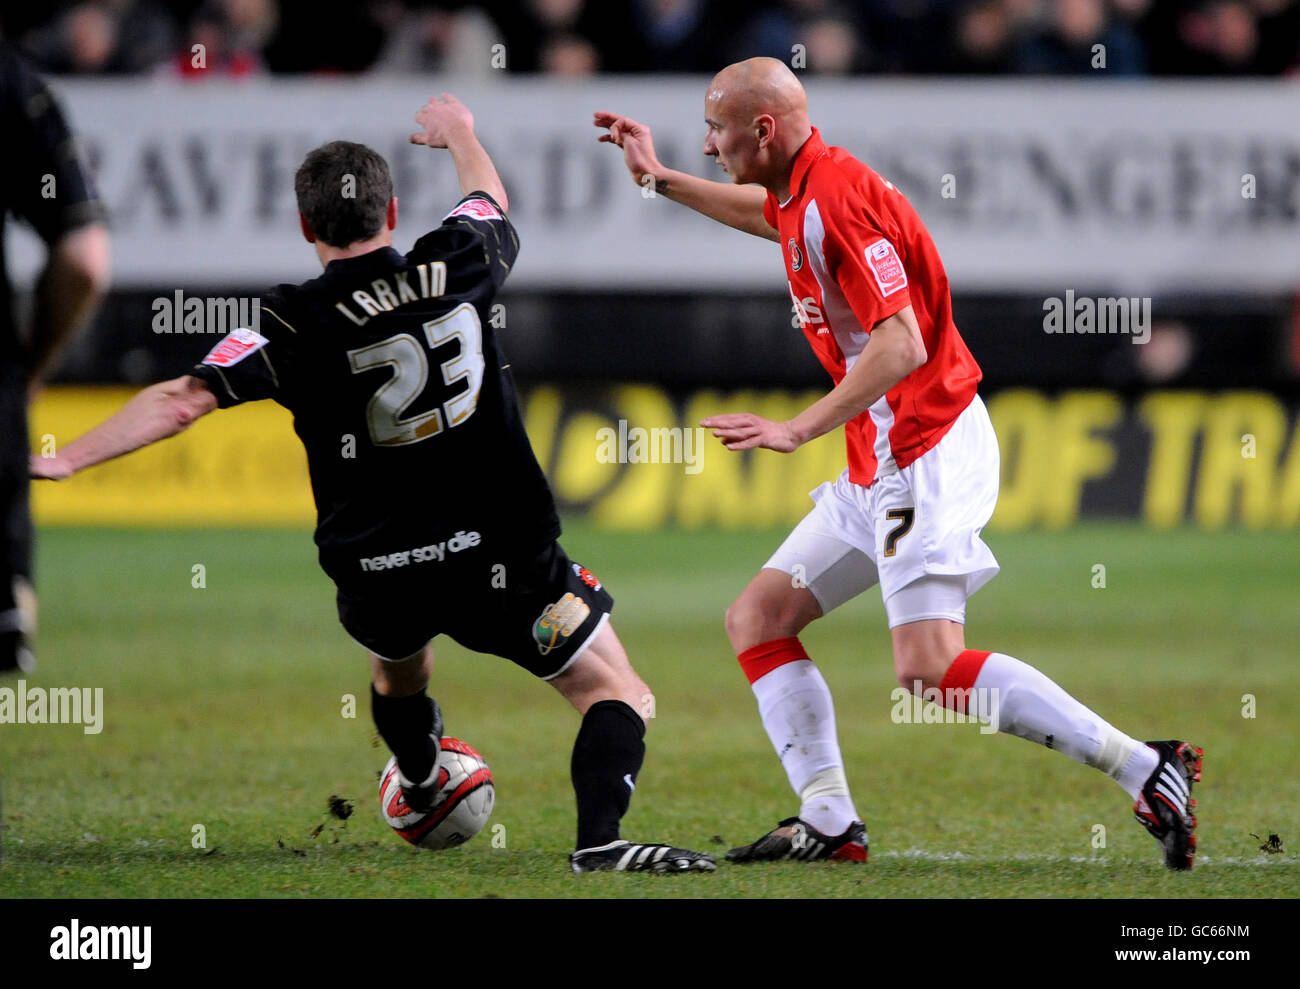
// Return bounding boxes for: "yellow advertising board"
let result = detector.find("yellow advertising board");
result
[28,386,1300,530]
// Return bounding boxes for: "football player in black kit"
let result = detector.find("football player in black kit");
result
[31,93,715,874]
[1,38,111,675]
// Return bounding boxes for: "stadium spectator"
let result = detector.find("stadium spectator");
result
[477,0,628,73]
[729,1,810,66]
[106,0,178,72]
[943,0,1019,75]
[170,0,275,78]
[6,1,1300,80]
[1138,0,1298,74]
[370,1,501,76]
[1170,0,1300,75]
[1177,0,1262,73]
[23,3,122,75]
[627,0,717,72]
[1112,0,1156,19]
[731,1,873,73]
[857,0,958,73]
[802,13,868,73]
[1014,0,1147,75]
[20,1,176,75]
[540,33,600,74]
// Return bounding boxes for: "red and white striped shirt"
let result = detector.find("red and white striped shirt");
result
[763,128,982,486]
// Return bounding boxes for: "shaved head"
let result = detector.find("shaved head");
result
[702,58,813,195]
[707,57,808,126]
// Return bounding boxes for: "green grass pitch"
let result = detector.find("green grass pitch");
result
[1,522,1297,898]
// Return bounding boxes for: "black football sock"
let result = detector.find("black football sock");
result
[0,630,23,673]
[371,685,440,784]
[571,699,646,850]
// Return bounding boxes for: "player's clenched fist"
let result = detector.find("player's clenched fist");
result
[593,111,663,186]
[411,93,475,148]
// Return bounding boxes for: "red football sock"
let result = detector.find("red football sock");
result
[737,635,808,684]
[937,649,992,713]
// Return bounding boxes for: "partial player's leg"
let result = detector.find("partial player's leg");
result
[890,596,1158,788]
[889,601,1201,869]
[890,606,1201,869]
[369,643,445,812]
[724,476,877,863]
[1,392,36,675]
[338,580,446,816]
[450,542,714,872]
[550,622,714,873]
[883,396,1201,869]
[548,620,648,715]
[0,576,36,676]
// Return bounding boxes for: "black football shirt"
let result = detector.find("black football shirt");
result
[0,42,107,368]
[1,41,107,439]
[190,192,560,592]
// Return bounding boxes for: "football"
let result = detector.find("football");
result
[379,737,496,850]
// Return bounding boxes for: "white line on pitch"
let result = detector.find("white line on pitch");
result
[874,848,1298,867]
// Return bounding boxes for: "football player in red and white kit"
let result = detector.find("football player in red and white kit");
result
[596,58,1203,869]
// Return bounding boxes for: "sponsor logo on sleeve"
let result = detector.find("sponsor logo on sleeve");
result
[865,238,907,297]
[573,563,602,591]
[444,198,503,222]
[201,327,268,367]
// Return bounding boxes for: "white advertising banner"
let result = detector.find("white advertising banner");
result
[8,76,1299,293]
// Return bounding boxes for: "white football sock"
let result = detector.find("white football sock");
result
[1114,742,1160,800]
[751,659,858,835]
[973,652,1158,799]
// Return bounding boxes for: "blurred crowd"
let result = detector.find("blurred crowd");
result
[2,0,1298,77]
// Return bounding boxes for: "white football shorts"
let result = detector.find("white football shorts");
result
[764,395,1001,628]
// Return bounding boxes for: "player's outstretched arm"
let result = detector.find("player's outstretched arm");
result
[594,111,779,242]
[30,375,218,481]
[411,94,508,213]
[703,307,927,452]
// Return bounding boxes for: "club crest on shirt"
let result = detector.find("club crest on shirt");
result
[533,593,591,655]
[788,238,803,271]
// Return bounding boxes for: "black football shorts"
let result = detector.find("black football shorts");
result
[336,539,614,679]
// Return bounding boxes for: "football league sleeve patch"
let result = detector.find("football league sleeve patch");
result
[864,238,908,298]
[192,327,279,407]
[201,327,269,367]
[442,197,505,223]
[830,221,912,332]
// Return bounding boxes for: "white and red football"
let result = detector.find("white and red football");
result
[379,737,495,850]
